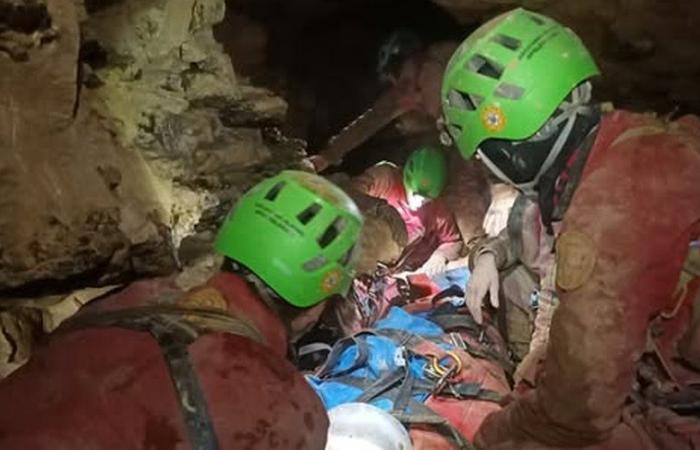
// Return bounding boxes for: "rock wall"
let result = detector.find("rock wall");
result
[3,0,698,292]
[0,0,303,293]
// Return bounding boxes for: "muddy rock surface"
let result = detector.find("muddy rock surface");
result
[0,0,303,292]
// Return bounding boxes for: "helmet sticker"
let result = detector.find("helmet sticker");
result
[481,105,507,132]
[320,268,342,293]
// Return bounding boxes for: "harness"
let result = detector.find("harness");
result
[58,304,264,450]
[311,306,512,450]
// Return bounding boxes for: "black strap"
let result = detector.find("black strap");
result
[58,305,265,450]
[431,286,466,305]
[355,367,406,403]
[335,372,502,405]
[317,332,372,379]
[461,338,515,374]
[427,313,482,338]
[373,328,441,347]
[59,305,264,343]
[506,193,530,263]
[447,383,503,403]
[154,329,219,450]
[393,400,475,450]
[335,365,477,449]
[392,367,415,414]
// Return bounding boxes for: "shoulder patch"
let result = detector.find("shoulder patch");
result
[555,230,597,291]
[177,287,228,311]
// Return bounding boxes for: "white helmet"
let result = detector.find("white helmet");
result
[326,403,413,450]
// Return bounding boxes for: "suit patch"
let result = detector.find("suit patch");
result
[177,287,228,311]
[555,230,597,291]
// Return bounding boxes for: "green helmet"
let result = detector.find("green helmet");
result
[403,146,448,199]
[214,171,363,308]
[441,8,600,159]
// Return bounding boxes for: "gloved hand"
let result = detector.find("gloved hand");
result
[483,204,511,238]
[513,344,546,387]
[418,253,448,277]
[474,404,523,449]
[465,252,499,324]
[483,184,518,237]
[308,154,330,172]
[300,154,330,173]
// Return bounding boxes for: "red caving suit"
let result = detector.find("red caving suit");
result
[476,111,700,449]
[0,272,329,450]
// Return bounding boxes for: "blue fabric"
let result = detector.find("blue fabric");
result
[431,267,470,291]
[307,302,466,411]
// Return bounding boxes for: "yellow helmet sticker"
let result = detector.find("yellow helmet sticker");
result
[320,268,343,294]
[481,105,507,133]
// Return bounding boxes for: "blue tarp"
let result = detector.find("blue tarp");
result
[306,268,470,412]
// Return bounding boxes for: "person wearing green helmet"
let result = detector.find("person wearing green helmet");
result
[440,7,700,450]
[215,170,363,310]
[0,171,364,450]
[351,146,462,275]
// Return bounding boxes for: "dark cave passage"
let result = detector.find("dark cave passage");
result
[217,0,471,174]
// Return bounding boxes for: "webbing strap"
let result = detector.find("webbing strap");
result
[393,368,415,413]
[334,373,502,405]
[506,193,530,263]
[297,342,333,358]
[335,365,477,450]
[58,305,266,450]
[374,327,515,373]
[393,400,475,450]
[316,332,372,379]
[155,329,219,450]
[427,313,482,338]
[355,367,406,403]
[59,305,264,343]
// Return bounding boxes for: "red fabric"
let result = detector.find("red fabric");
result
[0,273,328,450]
[353,163,461,246]
[410,308,510,449]
[347,273,510,449]
[475,111,700,449]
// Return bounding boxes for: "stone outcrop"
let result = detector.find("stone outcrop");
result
[0,0,303,292]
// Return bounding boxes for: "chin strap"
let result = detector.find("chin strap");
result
[477,82,595,198]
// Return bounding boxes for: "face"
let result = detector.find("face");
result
[289,301,328,343]
[406,191,429,211]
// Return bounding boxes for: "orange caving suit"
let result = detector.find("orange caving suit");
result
[475,111,700,449]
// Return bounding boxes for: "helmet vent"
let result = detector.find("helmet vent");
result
[528,14,545,26]
[492,34,521,51]
[467,54,503,80]
[264,181,286,201]
[448,123,463,140]
[303,255,328,272]
[407,158,416,173]
[298,203,322,225]
[318,217,346,248]
[494,83,525,100]
[448,89,482,111]
[338,244,356,266]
